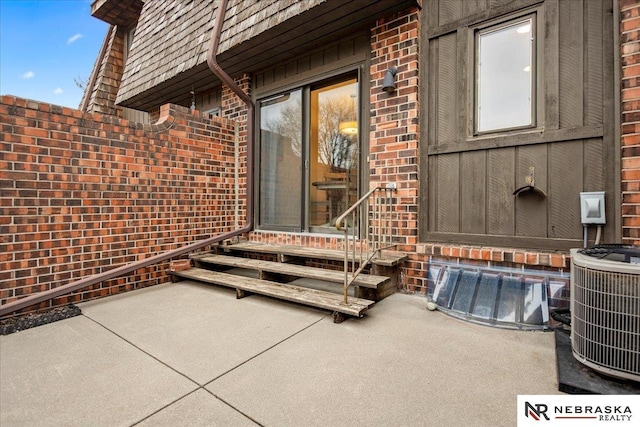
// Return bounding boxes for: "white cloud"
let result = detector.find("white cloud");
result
[67,33,83,45]
[54,87,63,95]
[21,71,34,79]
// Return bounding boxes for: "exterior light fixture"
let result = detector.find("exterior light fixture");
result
[382,66,397,93]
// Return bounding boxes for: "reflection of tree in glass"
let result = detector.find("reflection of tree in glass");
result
[318,95,357,170]
[264,99,303,157]
[263,95,357,169]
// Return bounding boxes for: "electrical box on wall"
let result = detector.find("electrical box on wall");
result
[580,191,606,225]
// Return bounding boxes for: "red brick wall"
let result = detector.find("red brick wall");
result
[370,8,423,291]
[221,74,250,225]
[0,97,239,314]
[369,7,420,252]
[621,0,640,246]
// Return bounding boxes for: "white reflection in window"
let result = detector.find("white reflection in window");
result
[477,18,533,133]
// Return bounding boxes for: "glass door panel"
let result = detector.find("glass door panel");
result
[309,78,358,231]
[258,90,303,230]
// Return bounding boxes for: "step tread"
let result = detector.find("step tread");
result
[194,254,388,289]
[174,268,374,317]
[216,242,407,266]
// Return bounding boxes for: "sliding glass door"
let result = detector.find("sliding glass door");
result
[258,74,359,233]
[309,78,358,231]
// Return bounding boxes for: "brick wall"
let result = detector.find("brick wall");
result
[369,7,420,251]
[221,73,251,227]
[0,97,239,315]
[621,0,640,246]
[369,8,424,292]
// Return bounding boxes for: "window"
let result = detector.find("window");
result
[475,16,535,133]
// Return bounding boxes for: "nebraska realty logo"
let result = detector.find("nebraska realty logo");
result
[518,395,639,426]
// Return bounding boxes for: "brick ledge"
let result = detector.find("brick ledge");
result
[413,243,570,269]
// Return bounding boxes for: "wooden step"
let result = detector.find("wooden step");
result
[193,254,389,289]
[215,242,407,267]
[173,268,375,320]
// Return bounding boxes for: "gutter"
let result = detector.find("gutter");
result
[0,0,254,317]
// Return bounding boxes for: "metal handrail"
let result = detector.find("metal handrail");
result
[0,230,244,317]
[335,184,396,304]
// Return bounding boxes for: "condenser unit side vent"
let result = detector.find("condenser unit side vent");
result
[570,249,640,382]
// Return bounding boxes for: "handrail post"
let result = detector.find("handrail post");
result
[335,185,396,305]
[343,226,349,303]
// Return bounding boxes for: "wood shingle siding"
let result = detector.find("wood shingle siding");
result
[114,0,418,110]
[219,0,327,54]
[115,0,214,109]
[115,0,326,110]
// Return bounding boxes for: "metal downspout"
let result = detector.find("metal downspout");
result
[207,0,255,230]
[0,1,254,318]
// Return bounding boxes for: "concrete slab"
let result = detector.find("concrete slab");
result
[136,389,258,426]
[207,292,560,427]
[1,281,561,427]
[0,315,196,427]
[79,281,328,385]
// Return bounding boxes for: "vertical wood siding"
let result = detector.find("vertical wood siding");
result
[435,34,457,144]
[422,0,615,249]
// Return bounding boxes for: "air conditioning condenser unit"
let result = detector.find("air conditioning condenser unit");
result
[570,247,640,382]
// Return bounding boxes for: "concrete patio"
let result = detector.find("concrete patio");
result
[1,280,560,426]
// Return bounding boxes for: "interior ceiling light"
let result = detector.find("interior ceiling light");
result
[339,121,358,135]
[339,93,358,135]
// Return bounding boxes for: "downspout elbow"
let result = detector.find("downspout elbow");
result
[206,0,252,107]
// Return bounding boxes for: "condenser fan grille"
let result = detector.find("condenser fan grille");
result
[571,249,640,382]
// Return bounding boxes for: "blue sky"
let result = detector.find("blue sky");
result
[0,0,109,109]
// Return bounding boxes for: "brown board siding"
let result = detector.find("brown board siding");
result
[421,0,616,250]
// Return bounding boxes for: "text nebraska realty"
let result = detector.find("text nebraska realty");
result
[526,402,633,421]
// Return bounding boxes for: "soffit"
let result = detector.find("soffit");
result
[115,0,420,110]
[91,0,144,27]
